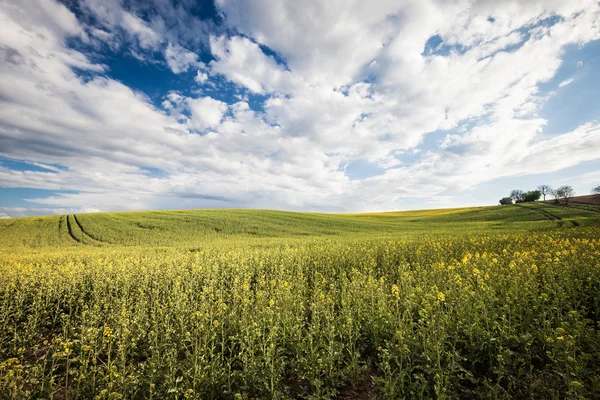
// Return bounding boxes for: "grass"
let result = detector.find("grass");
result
[1,204,600,399]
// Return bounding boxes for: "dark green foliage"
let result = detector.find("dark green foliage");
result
[522,190,541,202]
[510,190,524,202]
[509,190,541,203]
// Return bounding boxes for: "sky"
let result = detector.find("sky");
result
[1,0,600,218]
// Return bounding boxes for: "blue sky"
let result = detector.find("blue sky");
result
[1,0,599,218]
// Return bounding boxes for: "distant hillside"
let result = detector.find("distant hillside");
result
[2,204,600,249]
[540,194,600,213]
[568,194,600,206]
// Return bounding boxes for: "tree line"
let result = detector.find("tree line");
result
[498,184,592,205]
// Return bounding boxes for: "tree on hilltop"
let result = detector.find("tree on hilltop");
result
[537,185,552,201]
[550,188,560,204]
[523,190,541,202]
[593,185,600,195]
[556,185,574,205]
[510,190,525,203]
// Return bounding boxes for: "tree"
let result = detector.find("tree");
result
[537,185,552,201]
[550,188,560,204]
[593,185,600,195]
[523,190,541,202]
[510,190,525,203]
[556,185,574,205]
[499,197,513,205]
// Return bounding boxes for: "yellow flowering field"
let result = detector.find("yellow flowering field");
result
[1,205,600,399]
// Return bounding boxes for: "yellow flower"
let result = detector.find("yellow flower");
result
[454,274,463,285]
[437,292,445,302]
[391,284,399,297]
[103,326,114,339]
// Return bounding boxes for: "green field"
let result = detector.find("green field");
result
[1,204,600,399]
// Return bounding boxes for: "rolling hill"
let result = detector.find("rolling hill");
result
[1,203,599,250]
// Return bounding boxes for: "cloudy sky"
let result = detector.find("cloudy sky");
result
[1,0,599,218]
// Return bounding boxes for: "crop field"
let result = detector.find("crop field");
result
[1,204,600,399]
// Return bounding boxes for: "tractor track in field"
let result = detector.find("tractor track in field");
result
[65,215,82,243]
[565,203,600,214]
[515,204,560,221]
[73,215,106,244]
[532,207,561,221]
[516,204,579,227]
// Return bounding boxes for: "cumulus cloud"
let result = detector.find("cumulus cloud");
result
[195,71,209,84]
[187,97,229,131]
[216,0,600,157]
[209,35,298,94]
[216,0,407,88]
[1,0,600,216]
[165,42,204,74]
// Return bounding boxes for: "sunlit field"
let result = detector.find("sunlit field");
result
[1,204,600,399]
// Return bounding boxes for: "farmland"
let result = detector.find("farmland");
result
[1,204,600,399]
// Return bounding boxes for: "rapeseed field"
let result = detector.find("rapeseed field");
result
[1,205,599,399]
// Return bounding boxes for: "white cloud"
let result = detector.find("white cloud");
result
[209,35,298,94]
[0,207,100,218]
[216,0,408,88]
[215,0,600,160]
[195,71,209,83]
[81,0,161,50]
[559,78,574,87]
[160,93,228,131]
[79,0,214,71]
[187,97,229,131]
[1,0,600,214]
[120,12,162,49]
[165,42,204,74]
